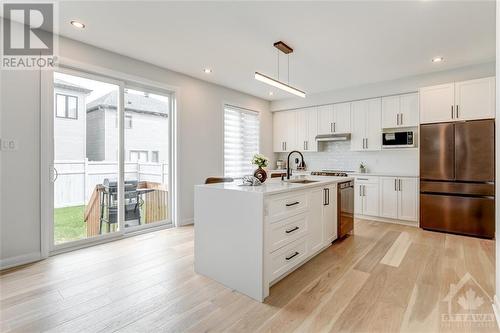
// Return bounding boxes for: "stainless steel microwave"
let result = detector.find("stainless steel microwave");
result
[382,131,415,148]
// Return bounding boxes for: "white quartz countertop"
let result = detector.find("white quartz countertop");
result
[347,172,419,178]
[195,176,353,195]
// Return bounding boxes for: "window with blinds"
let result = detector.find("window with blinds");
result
[224,105,260,178]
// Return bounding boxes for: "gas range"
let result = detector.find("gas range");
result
[310,170,354,177]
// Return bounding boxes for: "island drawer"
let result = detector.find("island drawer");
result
[266,191,308,222]
[269,236,308,282]
[269,213,308,252]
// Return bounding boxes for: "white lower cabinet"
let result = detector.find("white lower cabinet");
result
[358,176,418,222]
[266,183,338,284]
[354,176,380,217]
[307,185,337,255]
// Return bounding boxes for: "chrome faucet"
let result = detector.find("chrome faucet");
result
[286,150,305,180]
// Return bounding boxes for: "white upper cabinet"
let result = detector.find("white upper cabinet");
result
[273,111,296,152]
[332,102,351,133]
[295,107,318,152]
[317,103,351,135]
[381,95,399,129]
[455,77,495,121]
[420,77,495,124]
[382,93,419,128]
[317,105,334,135]
[420,83,455,124]
[351,98,381,151]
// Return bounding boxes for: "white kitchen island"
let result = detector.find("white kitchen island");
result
[194,176,352,302]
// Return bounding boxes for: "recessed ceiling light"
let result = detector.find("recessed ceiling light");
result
[70,20,85,29]
[203,68,212,74]
[269,91,274,96]
[432,56,444,63]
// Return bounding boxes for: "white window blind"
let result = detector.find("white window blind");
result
[224,105,260,178]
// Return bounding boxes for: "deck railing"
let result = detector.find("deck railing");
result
[83,181,168,237]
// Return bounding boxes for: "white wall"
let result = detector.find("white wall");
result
[0,35,272,266]
[271,62,495,111]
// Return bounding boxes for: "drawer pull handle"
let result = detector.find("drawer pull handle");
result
[357,178,368,181]
[286,201,300,207]
[285,251,300,261]
[285,226,299,234]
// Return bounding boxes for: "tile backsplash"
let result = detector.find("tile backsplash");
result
[276,141,418,175]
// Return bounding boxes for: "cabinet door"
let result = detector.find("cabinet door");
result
[379,177,398,219]
[455,77,495,121]
[333,102,351,133]
[306,108,318,152]
[323,185,337,244]
[317,105,334,135]
[398,178,418,221]
[284,111,297,151]
[273,111,287,152]
[308,188,325,254]
[381,95,399,129]
[295,109,308,151]
[362,183,380,217]
[400,93,419,127]
[365,98,382,151]
[354,183,363,215]
[350,101,366,151]
[419,83,455,124]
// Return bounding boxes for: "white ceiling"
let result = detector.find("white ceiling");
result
[57,1,496,101]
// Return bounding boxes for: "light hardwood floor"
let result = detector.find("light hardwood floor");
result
[0,220,497,333]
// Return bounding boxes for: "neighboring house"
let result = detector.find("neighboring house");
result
[86,91,169,162]
[54,79,92,160]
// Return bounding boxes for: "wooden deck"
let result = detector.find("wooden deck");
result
[84,181,168,237]
[0,219,497,332]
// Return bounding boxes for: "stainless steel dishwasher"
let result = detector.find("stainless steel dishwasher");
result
[337,180,354,239]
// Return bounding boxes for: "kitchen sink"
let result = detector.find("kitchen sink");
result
[285,179,319,184]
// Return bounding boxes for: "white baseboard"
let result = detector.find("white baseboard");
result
[355,214,418,227]
[180,218,194,226]
[493,296,500,327]
[0,252,42,270]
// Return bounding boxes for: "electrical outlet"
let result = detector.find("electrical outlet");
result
[0,138,18,151]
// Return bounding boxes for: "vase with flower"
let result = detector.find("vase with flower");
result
[252,154,269,183]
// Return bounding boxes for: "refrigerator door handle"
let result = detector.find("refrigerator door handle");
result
[451,105,454,119]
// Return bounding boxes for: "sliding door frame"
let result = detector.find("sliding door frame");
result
[40,59,178,257]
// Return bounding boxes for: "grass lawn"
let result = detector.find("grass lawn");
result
[54,205,86,244]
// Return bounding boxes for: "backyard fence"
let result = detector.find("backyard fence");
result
[54,159,168,208]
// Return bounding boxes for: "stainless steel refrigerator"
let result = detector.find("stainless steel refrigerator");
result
[420,119,495,238]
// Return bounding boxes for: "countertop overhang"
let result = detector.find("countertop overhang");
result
[195,176,353,195]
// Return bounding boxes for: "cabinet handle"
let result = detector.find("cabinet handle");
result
[286,201,300,207]
[286,251,300,261]
[357,178,368,181]
[362,138,365,149]
[324,188,330,206]
[285,226,299,234]
[330,122,333,133]
[400,113,403,125]
[397,113,400,125]
[399,179,402,191]
[284,142,287,151]
[456,105,459,119]
[394,179,397,191]
[304,141,306,150]
[333,122,336,132]
[365,138,368,149]
[451,105,454,119]
[359,185,362,196]
[362,185,365,196]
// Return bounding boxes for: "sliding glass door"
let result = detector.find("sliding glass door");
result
[50,69,173,251]
[123,87,171,230]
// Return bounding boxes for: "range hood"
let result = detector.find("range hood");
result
[315,133,351,142]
